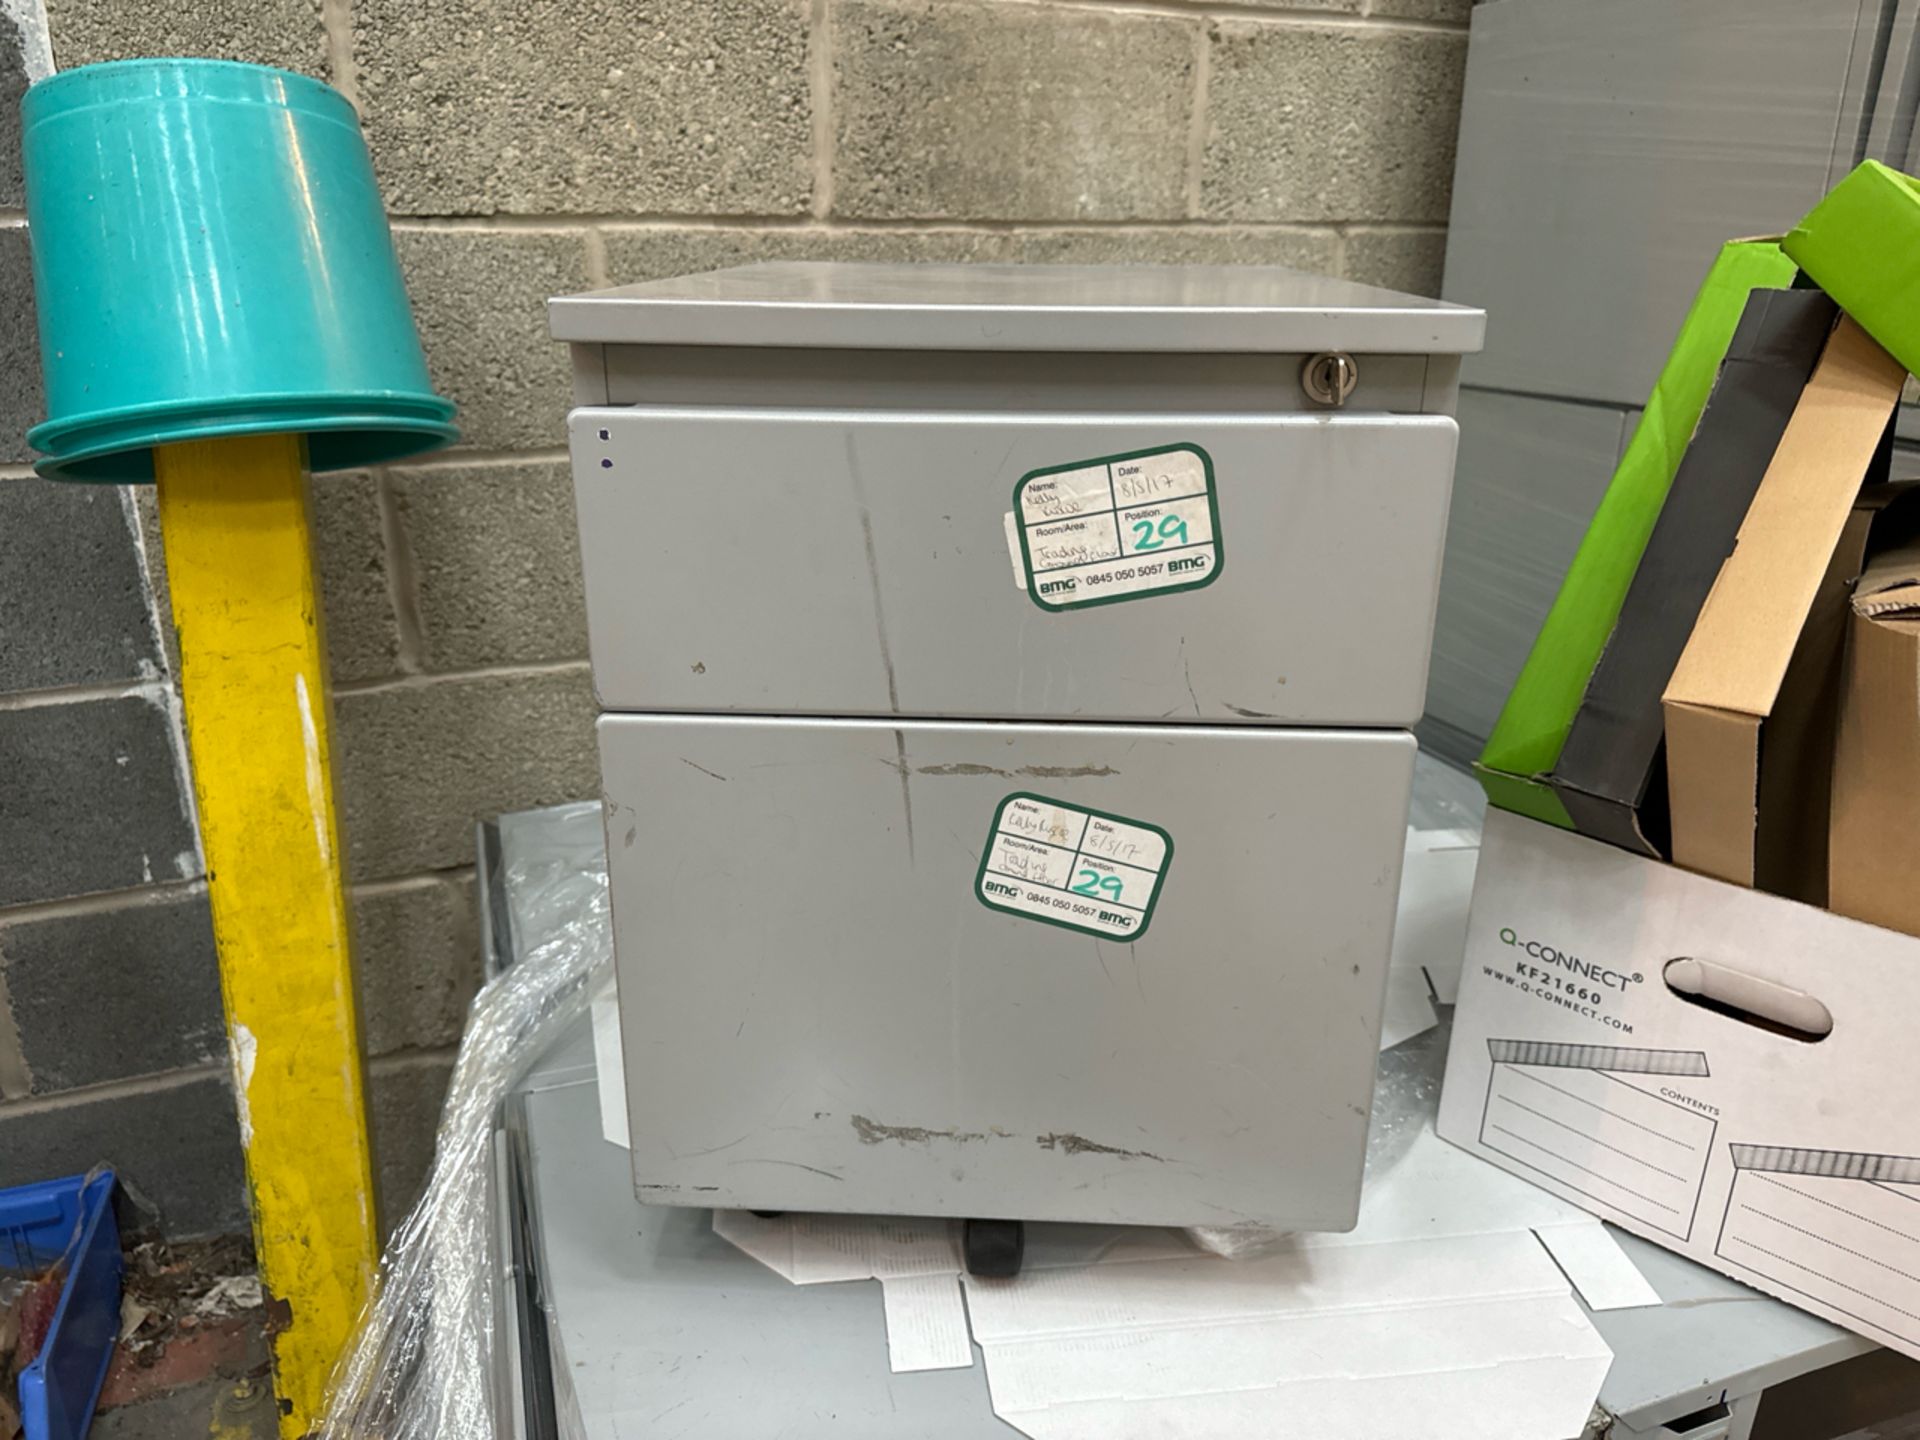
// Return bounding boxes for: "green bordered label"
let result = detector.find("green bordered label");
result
[1012,443,1224,612]
[975,792,1173,941]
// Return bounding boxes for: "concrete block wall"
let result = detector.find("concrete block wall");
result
[1,0,1468,1235]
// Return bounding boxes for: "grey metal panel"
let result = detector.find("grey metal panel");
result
[1421,353,1462,419]
[550,261,1485,354]
[1895,439,1920,481]
[568,342,607,407]
[574,407,1458,727]
[1867,0,1920,164]
[1907,38,1920,171]
[599,345,1451,417]
[1616,408,1645,467]
[602,714,1414,1230]
[1413,714,1485,773]
[1424,388,1633,749]
[1444,0,1886,410]
[1590,1233,1874,1432]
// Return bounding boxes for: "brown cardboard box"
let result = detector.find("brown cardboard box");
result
[1662,316,1905,903]
[1830,536,1920,937]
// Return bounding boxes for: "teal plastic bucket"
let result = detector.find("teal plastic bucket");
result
[23,59,456,482]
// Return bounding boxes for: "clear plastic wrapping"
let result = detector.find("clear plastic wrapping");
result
[316,803,611,1440]
[1364,1020,1450,1178]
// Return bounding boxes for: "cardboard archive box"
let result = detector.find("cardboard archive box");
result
[1439,806,1920,1363]
[1829,535,1920,938]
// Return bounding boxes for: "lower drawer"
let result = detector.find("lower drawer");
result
[600,714,1415,1229]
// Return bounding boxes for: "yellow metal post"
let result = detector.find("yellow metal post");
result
[153,434,376,1438]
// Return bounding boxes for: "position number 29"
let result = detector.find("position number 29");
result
[1131,513,1188,551]
[1071,870,1124,902]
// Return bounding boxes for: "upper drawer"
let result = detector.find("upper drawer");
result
[572,408,1458,726]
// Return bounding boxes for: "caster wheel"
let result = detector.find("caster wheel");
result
[750,1210,786,1219]
[964,1218,1025,1279]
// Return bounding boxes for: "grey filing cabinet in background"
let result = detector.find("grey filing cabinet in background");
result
[1429,0,1920,762]
[552,263,1484,1269]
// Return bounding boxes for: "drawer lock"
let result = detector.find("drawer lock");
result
[1302,351,1359,407]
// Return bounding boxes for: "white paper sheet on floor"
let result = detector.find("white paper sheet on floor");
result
[601,819,1660,1438]
[1377,826,1482,1049]
[590,987,626,1148]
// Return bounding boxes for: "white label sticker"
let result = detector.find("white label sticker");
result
[975,793,1173,940]
[1003,511,1029,590]
[1010,445,1224,611]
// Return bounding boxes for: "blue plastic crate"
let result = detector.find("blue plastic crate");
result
[1,1171,121,1440]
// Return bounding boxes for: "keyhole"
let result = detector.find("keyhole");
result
[1302,351,1359,407]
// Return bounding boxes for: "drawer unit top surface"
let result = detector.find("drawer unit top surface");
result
[551,261,1485,354]
[574,408,1457,726]
[601,714,1415,1229]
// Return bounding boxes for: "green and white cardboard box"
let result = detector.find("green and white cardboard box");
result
[1438,807,1920,1361]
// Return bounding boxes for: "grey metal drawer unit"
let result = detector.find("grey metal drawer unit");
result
[553,263,1483,1252]
[560,263,1483,728]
